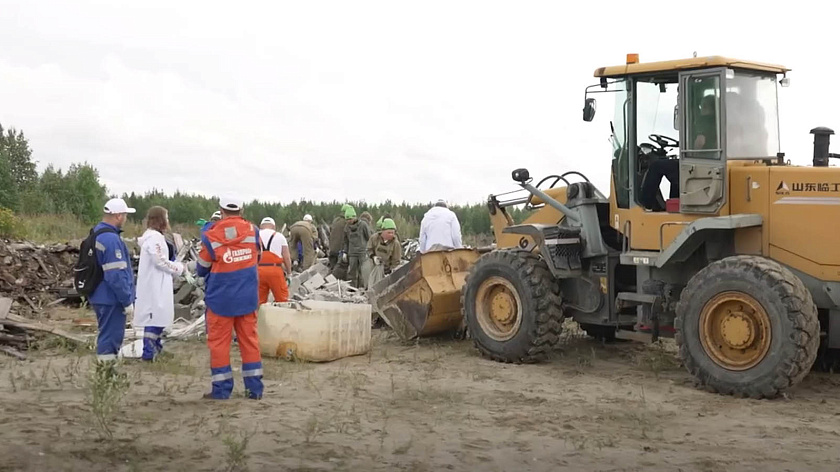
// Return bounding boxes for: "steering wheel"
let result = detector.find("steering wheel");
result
[649,134,679,150]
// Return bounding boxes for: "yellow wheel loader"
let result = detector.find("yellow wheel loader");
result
[462,55,838,398]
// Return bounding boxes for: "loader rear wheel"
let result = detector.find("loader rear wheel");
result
[676,256,819,398]
[461,249,564,363]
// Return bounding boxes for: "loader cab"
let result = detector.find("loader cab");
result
[585,55,787,217]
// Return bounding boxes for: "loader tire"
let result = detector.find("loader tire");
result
[461,249,564,363]
[675,255,819,399]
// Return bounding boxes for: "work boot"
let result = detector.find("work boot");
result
[202,393,228,401]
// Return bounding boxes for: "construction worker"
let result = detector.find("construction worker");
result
[90,198,136,364]
[376,213,401,243]
[359,211,373,227]
[258,216,291,304]
[199,211,222,235]
[196,197,263,400]
[367,218,401,275]
[419,199,463,253]
[134,206,187,361]
[289,214,318,271]
[329,204,351,275]
[343,206,372,287]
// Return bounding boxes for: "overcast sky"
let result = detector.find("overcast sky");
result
[0,1,837,205]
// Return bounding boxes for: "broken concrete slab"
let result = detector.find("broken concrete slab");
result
[288,277,302,296]
[324,274,337,285]
[174,283,194,304]
[303,273,326,292]
[174,303,192,320]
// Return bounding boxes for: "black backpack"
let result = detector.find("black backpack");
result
[74,226,117,297]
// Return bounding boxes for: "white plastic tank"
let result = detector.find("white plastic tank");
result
[257,300,372,362]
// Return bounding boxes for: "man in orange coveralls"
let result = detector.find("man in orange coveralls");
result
[196,196,264,400]
[257,216,291,304]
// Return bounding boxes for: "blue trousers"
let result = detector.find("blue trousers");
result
[93,304,126,362]
[142,326,164,360]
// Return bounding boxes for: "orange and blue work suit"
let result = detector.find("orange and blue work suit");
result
[196,216,264,400]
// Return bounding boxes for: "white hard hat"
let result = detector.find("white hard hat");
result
[260,217,276,226]
[219,196,243,211]
[211,211,222,220]
[104,198,136,214]
[303,214,313,222]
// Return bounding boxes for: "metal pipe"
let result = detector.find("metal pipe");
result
[495,196,531,208]
[520,182,580,223]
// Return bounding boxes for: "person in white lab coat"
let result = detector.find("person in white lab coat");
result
[133,206,187,361]
[418,199,463,254]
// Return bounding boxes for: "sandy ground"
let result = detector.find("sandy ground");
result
[2,316,840,472]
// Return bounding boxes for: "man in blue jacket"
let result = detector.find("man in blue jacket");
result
[90,198,137,363]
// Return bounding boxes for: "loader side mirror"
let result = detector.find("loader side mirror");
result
[583,98,596,122]
[512,168,530,183]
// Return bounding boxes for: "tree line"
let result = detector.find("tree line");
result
[0,123,528,238]
[120,192,529,238]
[0,125,108,224]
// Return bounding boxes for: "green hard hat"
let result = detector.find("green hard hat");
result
[344,207,357,219]
[381,218,396,230]
[340,204,351,212]
[195,218,207,227]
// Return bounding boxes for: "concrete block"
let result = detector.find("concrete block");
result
[174,303,192,319]
[303,273,325,292]
[288,277,302,296]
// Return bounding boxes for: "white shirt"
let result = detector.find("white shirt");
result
[419,206,463,253]
[259,229,288,257]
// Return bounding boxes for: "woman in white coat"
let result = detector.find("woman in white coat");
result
[134,206,186,361]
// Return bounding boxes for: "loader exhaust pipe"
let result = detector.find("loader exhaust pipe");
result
[811,127,835,167]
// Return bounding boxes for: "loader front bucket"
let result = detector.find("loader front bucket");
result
[369,248,479,340]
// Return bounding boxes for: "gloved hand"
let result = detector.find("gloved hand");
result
[292,260,299,268]
[341,253,348,264]
[184,271,196,285]
[186,260,197,273]
[124,304,135,318]
[373,256,382,265]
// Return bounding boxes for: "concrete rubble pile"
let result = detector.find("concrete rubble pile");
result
[401,238,419,260]
[287,260,368,304]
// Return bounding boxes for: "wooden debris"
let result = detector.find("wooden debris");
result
[0,297,11,320]
[3,313,87,344]
[0,345,26,360]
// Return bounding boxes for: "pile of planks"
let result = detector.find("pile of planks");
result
[0,239,80,315]
[0,297,87,360]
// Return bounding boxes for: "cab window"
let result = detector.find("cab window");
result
[684,76,721,159]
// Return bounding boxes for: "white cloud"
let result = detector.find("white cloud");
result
[0,0,837,207]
